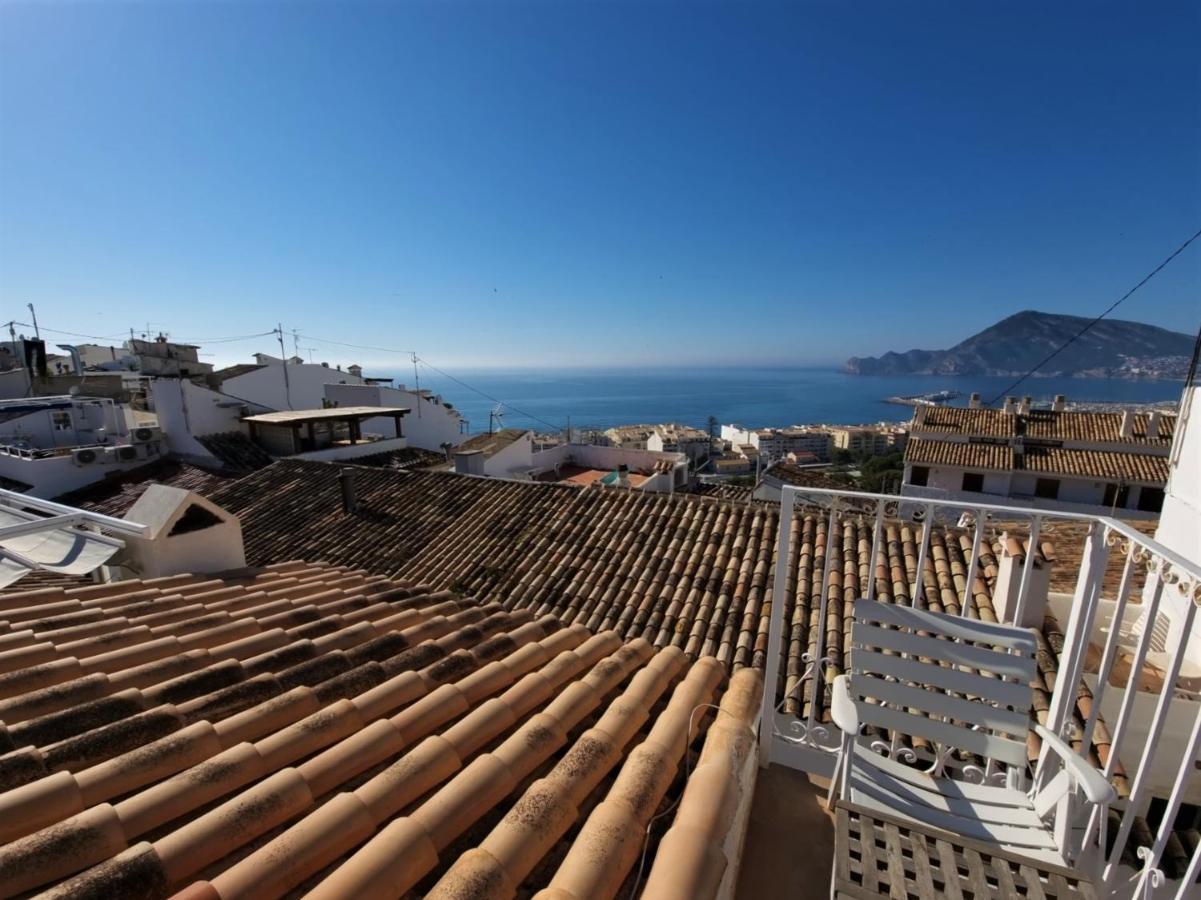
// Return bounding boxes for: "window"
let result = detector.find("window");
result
[51,411,71,431]
[961,472,984,492]
[1102,482,1130,509]
[1137,487,1165,513]
[1034,478,1060,500]
[909,466,929,487]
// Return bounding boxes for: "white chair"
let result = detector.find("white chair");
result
[828,598,1116,878]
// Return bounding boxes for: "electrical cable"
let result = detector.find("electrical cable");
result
[413,355,566,432]
[986,226,1201,406]
[9,323,131,342]
[294,330,567,431]
[626,701,730,900]
[294,333,417,355]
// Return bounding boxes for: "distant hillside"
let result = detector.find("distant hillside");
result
[845,310,1195,379]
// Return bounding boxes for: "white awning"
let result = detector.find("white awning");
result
[0,491,148,590]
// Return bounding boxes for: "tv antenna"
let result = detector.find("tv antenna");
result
[488,404,504,435]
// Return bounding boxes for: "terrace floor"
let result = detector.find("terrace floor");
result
[737,765,836,900]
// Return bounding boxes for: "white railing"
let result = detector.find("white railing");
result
[758,485,1201,899]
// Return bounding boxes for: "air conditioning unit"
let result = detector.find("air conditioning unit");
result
[72,447,99,466]
[116,445,139,462]
[131,426,162,443]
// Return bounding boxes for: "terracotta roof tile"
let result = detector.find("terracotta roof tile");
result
[906,438,1169,483]
[916,405,1176,445]
[0,465,1156,895]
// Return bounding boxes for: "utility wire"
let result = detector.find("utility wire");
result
[295,331,567,432]
[294,333,417,355]
[173,330,278,344]
[10,322,131,342]
[987,226,1201,405]
[413,355,566,432]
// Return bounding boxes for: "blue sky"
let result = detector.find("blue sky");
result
[1,1,1198,369]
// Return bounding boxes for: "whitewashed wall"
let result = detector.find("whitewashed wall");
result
[222,361,366,410]
[324,383,462,452]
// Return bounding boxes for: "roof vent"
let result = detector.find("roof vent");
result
[1052,394,1066,412]
[1018,396,1032,415]
[339,467,358,514]
[1147,410,1162,439]
[1002,397,1017,415]
[1120,409,1134,439]
[968,393,981,409]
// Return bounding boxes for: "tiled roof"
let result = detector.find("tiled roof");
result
[207,460,779,667]
[54,461,236,517]
[456,428,528,457]
[916,406,1176,445]
[762,461,851,490]
[905,438,1014,471]
[342,446,447,471]
[196,431,275,472]
[0,563,764,898]
[207,363,265,385]
[0,463,1162,891]
[1020,445,1169,483]
[906,438,1169,483]
[690,482,756,503]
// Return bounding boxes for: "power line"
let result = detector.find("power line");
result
[295,331,568,432]
[173,330,278,344]
[414,355,566,432]
[10,322,131,342]
[294,333,416,355]
[987,226,1201,405]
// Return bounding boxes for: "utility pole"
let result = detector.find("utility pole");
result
[412,353,421,417]
[276,324,293,409]
[26,304,40,340]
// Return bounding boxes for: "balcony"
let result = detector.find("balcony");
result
[757,485,1201,899]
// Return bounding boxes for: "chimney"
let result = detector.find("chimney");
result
[1147,410,1162,439]
[339,467,358,514]
[1002,397,1017,414]
[968,393,981,409]
[454,449,486,476]
[992,531,1051,628]
[1120,409,1134,439]
[1052,394,1066,412]
[913,405,928,427]
[1018,396,1032,416]
[617,463,631,488]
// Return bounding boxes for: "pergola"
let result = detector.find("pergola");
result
[242,406,410,454]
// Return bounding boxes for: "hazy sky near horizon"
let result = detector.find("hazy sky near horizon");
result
[1,1,1199,370]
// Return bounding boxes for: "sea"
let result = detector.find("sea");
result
[383,366,1186,435]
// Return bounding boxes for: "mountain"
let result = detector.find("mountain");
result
[845,310,1195,379]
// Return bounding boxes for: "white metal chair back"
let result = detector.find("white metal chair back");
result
[848,598,1038,781]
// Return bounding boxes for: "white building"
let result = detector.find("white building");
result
[147,377,270,466]
[721,424,833,462]
[1150,376,1201,664]
[646,423,711,463]
[125,337,213,378]
[324,382,463,453]
[452,428,688,492]
[901,398,1173,518]
[209,354,369,411]
[0,395,165,497]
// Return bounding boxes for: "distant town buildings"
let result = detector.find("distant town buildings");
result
[451,427,688,491]
[901,394,1174,518]
[720,421,906,464]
